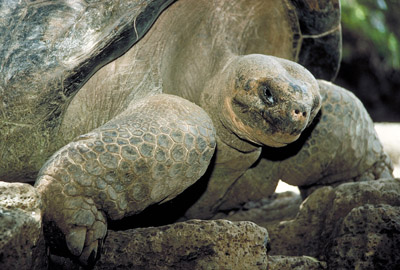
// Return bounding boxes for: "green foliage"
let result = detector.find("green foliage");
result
[341,0,400,68]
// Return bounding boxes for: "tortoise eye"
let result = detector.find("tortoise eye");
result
[259,84,274,104]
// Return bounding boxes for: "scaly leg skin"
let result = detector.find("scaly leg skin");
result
[274,80,393,198]
[35,94,216,265]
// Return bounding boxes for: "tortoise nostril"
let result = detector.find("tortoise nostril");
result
[292,109,307,121]
[293,109,307,117]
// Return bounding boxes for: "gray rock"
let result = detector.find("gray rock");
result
[267,178,400,257]
[327,204,400,269]
[50,219,269,269]
[214,178,400,269]
[98,219,269,270]
[0,182,47,269]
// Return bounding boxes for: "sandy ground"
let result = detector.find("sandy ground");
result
[375,123,400,178]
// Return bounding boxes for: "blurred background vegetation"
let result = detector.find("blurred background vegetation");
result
[335,0,400,121]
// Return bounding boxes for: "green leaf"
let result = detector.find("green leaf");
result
[341,0,400,68]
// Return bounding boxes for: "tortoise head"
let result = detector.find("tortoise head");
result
[220,54,321,147]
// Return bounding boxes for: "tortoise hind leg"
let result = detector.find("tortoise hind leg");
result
[35,94,216,265]
[275,80,393,198]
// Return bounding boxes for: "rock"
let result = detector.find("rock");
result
[267,187,332,256]
[99,219,269,270]
[268,255,327,270]
[50,219,269,269]
[0,181,47,269]
[215,178,400,269]
[327,204,400,269]
[265,178,400,257]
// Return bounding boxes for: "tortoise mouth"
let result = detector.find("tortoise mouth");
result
[244,107,306,147]
[224,97,304,147]
[251,129,301,147]
[268,133,301,146]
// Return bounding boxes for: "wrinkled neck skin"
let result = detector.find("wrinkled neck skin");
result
[200,55,261,154]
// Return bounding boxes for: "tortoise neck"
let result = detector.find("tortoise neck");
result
[200,57,260,153]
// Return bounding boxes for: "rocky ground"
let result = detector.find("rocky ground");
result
[2,178,400,269]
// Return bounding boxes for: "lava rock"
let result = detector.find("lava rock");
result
[0,181,46,269]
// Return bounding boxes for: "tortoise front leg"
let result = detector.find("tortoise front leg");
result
[35,94,216,265]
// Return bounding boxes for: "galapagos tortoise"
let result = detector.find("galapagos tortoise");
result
[0,0,392,265]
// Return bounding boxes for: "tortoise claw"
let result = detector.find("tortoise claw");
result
[66,227,86,256]
[79,240,99,266]
[60,198,107,265]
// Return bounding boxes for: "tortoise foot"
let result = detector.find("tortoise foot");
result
[36,175,107,265]
[64,208,107,265]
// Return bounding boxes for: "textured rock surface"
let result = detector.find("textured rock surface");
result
[267,179,400,257]
[216,178,400,269]
[0,182,46,269]
[327,204,400,269]
[50,219,269,270]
